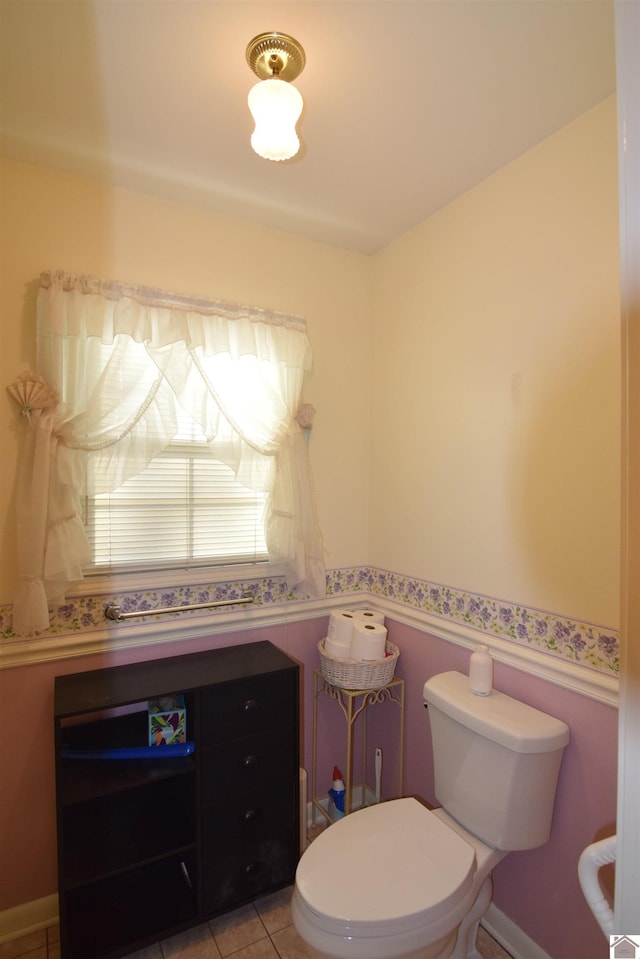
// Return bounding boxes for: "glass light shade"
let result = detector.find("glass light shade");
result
[248,77,303,161]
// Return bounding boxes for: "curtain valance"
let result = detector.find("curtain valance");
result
[8,271,325,633]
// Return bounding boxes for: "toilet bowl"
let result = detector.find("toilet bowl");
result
[293,797,503,959]
[293,671,570,959]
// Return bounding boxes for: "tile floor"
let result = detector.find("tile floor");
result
[1,886,512,959]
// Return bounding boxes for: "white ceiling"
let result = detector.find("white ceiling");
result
[0,0,616,254]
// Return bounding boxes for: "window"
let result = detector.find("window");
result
[10,271,325,634]
[85,435,269,574]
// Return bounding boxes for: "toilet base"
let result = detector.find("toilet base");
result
[299,932,457,959]
[292,875,494,959]
[292,886,460,959]
[450,876,493,959]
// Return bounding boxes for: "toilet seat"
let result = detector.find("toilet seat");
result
[295,797,476,940]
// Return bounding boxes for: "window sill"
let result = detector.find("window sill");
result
[74,560,283,597]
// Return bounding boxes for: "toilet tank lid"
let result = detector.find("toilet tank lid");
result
[423,671,569,753]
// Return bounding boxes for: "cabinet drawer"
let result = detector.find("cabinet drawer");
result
[202,831,298,915]
[201,726,296,798]
[202,788,296,854]
[201,670,297,744]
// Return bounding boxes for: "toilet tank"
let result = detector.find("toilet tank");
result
[423,671,569,851]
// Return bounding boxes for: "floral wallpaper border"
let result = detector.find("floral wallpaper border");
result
[0,575,293,640]
[326,567,619,675]
[0,565,619,674]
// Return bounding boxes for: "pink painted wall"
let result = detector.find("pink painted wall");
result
[390,619,617,959]
[1,615,616,959]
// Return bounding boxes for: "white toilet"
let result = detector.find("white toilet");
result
[292,670,569,959]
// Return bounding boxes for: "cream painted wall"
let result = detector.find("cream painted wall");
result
[370,97,620,629]
[0,158,373,604]
[0,97,621,630]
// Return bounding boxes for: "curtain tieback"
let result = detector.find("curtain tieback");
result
[7,371,59,421]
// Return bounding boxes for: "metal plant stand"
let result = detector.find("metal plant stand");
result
[311,671,405,825]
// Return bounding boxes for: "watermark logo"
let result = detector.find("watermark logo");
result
[610,936,640,959]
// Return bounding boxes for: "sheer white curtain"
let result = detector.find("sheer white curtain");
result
[9,270,325,633]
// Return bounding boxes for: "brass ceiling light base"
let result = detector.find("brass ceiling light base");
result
[246,32,306,82]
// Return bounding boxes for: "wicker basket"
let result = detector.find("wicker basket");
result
[318,638,400,690]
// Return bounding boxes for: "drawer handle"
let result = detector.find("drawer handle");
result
[242,699,259,713]
[242,754,257,768]
[245,861,262,876]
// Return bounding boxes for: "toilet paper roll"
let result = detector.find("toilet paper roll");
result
[324,637,353,659]
[350,621,387,661]
[352,608,386,626]
[327,611,355,651]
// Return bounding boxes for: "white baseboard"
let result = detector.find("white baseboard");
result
[0,894,58,944]
[482,903,552,959]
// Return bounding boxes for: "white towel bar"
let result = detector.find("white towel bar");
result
[104,590,255,621]
[578,834,616,937]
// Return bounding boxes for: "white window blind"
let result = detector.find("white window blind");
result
[83,399,270,574]
[85,444,269,573]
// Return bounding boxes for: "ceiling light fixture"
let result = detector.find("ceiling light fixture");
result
[246,32,306,162]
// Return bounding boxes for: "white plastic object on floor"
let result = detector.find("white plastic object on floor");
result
[300,767,308,852]
[578,834,616,937]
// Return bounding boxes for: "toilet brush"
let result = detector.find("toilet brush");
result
[375,747,382,803]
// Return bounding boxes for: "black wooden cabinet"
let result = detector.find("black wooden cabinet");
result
[54,641,300,959]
